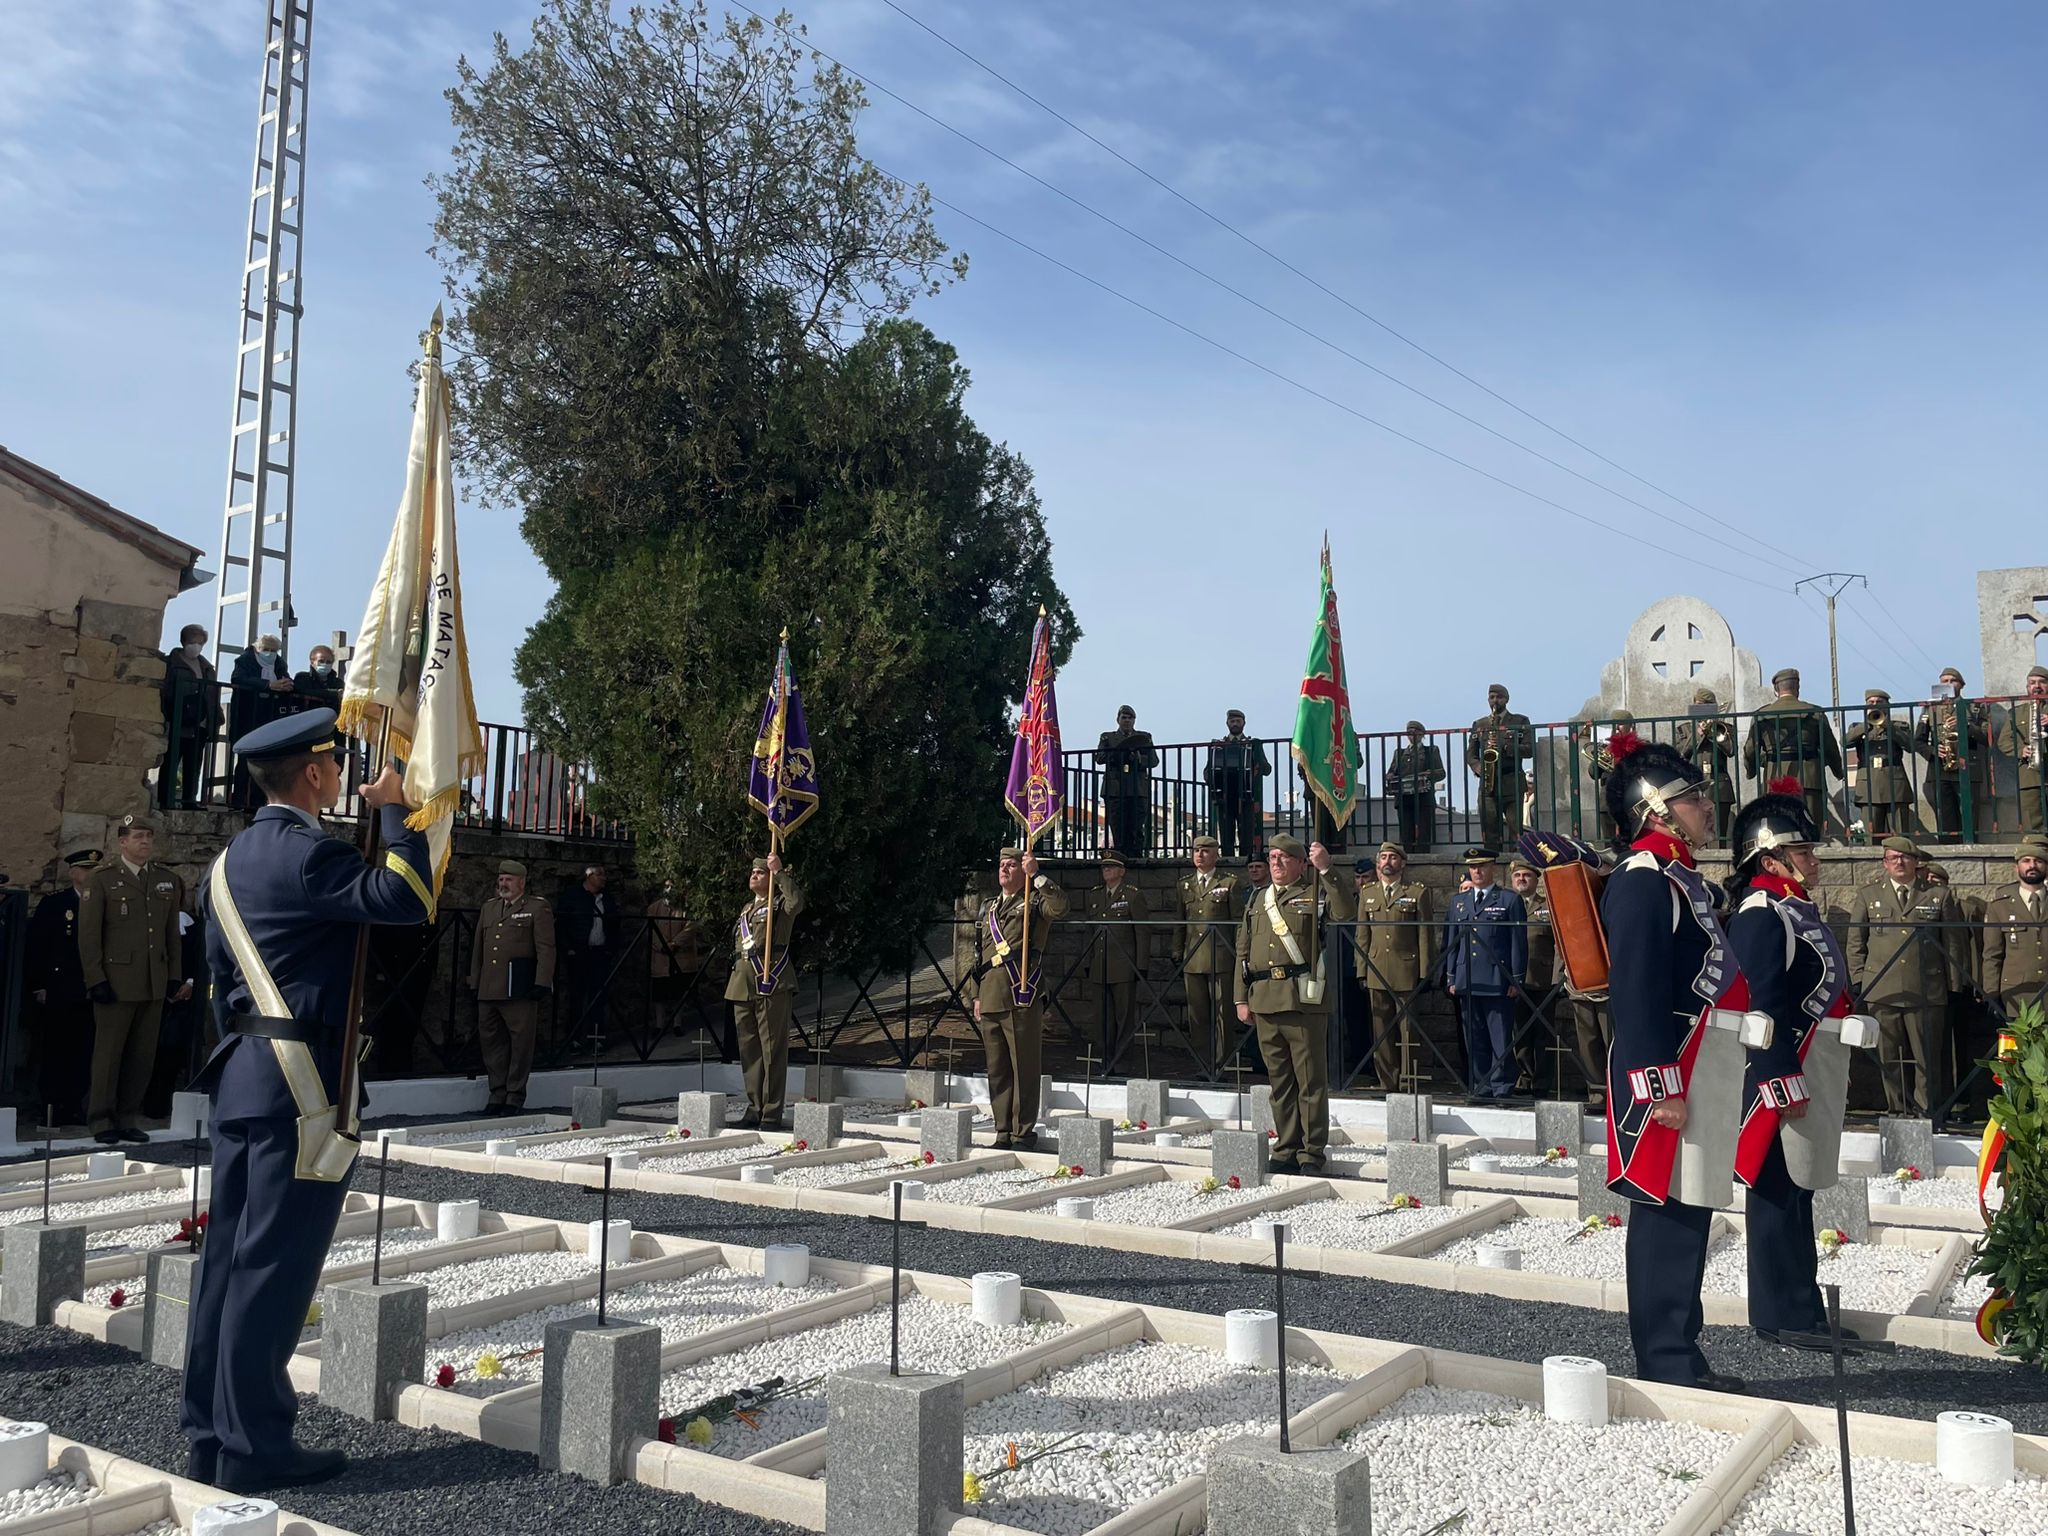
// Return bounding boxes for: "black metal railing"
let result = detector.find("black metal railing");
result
[1047,697,2048,860]
[152,677,627,841]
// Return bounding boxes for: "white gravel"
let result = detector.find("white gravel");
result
[1941,1261,1994,1323]
[1337,1385,1732,1536]
[1717,1441,2048,1535]
[958,1340,1351,1535]
[1323,1145,1388,1176]
[428,1264,840,1396]
[838,1100,911,1122]
[658,1293,1070,1455]
[317,1224,447,1271]
[762,1155,928,1190]
[0,1191,188,1227]
[84,1221,186,1254]
[509,1132,666,1160]
[1214,1198,1466,1252]
[1056,1179,1266,1227]
[0,1170,91,1191]
[0,1470,96,1519]
[1456,1151,1576,1179]
[126,1523,181,1536]
[1431,1216,1934,1311]
[402,1247,601,1311]
[923,1170,1067,1206]
[638,1143,781,1173]
[1878,1173,1996,1212]
[368,1120,554,1150]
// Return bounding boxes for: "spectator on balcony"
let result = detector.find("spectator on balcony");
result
[1843,688,1923,840]
[1996,665,2048,835]
[159,623,221,809]
[229,634,296,808]
[291,644,345,714]
[1093,704,1158,858]
[557,864,616,1050]
[1387,722,1445,852]
[1916,667,1993,842]
[1204,709,1270,859]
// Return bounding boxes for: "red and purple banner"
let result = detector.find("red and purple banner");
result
[1003,608,1064,842]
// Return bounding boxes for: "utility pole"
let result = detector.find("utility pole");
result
[1795,573,1866,710]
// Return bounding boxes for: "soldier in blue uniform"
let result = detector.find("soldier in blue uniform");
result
[180,708,433,1492]
[1726,782,1862,1350]
[1595,732,1748,1393]
[1442,848,1526,1101]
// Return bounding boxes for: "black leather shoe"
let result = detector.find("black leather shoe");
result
[94,1130,122,1146]
[1295,1156,1327,1175]
[186,1443,218,1485]
[218,1445,347,1494]
[483,1101,507,1115]
[1691,1370,1748,1394]
[738,1109,762,1129]
[992,1135,1015,1150]
[1016,1131,1040,1152]
[1268,1155,1299,1173]
[118,1128,149,1144]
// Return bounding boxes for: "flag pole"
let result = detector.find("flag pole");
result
[763,629,789,972]
[337,709,394,1141]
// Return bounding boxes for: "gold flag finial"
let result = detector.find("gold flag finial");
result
[1037,603,1047,618]
[780,625,789,643]
[424,305,445,362]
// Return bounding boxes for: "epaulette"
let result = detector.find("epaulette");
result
[1618,849,1661,873]
[1737,888,1773,913]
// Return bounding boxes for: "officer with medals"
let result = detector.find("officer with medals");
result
[974,846,1070,1148]
[724,853,802,1128]
[1595,730,1749,1392]
[181,708,432,1492]
[1726,778,1871,1349]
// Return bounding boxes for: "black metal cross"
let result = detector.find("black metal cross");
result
[1780,1283,1896,1536]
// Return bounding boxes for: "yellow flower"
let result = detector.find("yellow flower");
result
[686,1416,714,1446]
[962,1470,985,1504]
[1199,1176,1219,1193]
[304,1302,323,1326]
[475,1350,504,1379]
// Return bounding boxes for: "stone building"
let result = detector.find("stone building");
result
[0,445,205,889]
[1978,565,2048,698]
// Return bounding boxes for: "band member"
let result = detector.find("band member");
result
[1598,730,1747,1392]
[1727,779,1866,1349]
[1388,722,1445,852]
[1204,710,1271,858]
[1467,684,1534,848]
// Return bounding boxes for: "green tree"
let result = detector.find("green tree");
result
[432,0,1075,965]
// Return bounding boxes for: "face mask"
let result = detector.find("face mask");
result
[183,642,203,657]
[314,663,334,678]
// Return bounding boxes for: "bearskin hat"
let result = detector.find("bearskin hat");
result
[1603,729,1707,840]
[1732,776,1819,871]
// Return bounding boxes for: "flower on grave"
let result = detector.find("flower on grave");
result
[1117,1119,1133,1131]
[1389,1194,1421,1210]
[1227,1175,1242,1191]
[665,1128,683,1140]
[1068,1164,1084,1177]
[923,1150,937,1165]
[1603,1213,1622,1228]
[962,1470,985,1504]
[475,1350,504,1379]
[1818,1228,1850,1255]
[108,1288,127,1309]
[794,1139,809,1152]
[1545,1145,1569,1163]
[305,1301,322,1327]
[1006,1441,1020,1470]
[569,1121,583,1131]
[1137,1120,1149,1131]
[1199,1176,1220,1193]
[1048,1165,1072,1180]
[685,1416,715,1446]
[1266,1128,1277,1139]
[434,1363,456,1389]
[680,1128,693,1139]
[1893,1165,1923,1183]
[910,1098,926,1110]
[656,1417,677,1444]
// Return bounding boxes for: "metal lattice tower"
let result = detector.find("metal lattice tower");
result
[213,0,313,666]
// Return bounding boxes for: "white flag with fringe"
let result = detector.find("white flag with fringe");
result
[339,308,483,905]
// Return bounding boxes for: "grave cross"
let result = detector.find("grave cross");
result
[1782,1283,1896,1536]
[1078,1044,1103,1117]
[808,1025,830,1099]
[372,1133,391,1284]
[596,1155,615,1326]
[41,1105,54,1224]
[1226,1058,1252,1131]
[936,1037,962,1107]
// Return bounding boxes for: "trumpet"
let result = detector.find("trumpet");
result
[2025,702,2043,768]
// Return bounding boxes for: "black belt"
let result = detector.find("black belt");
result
[229,1013,335,1045]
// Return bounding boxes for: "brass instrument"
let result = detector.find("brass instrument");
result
[2024,701,2043,769]
[1480,705,1506,789]
[1937,704,1960,772]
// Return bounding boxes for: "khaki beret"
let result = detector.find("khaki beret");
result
[1487,683,1509,696]
[1881,835,1924,858]
[1377,841,1405,857]
[496,859,528,878]
[751,857,772,873]
[1772,667,1800,687]
[1226,707,1245,719]
[1939,666,1965,683]
[1405,719,1424,732]
[1864,689,1891,703]
[1609,708,1635,722]
[1192,834,1220,850]
[1922,862,1949,881]
[1268,834,1307,858]
[1692,687,1716,704]
[2017,835,2048,857]
[998,846,1027,861]
[1509,854,1541,874]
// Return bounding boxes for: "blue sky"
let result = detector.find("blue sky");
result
[3,0,2043,755]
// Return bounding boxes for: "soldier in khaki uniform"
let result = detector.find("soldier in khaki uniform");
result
[974,846,1070,1148]
[1996,665,2048,834]
[1085,852,1149,1056]
[1675,688,1739,844]
[468,859,555,1113]
[78,813,185,1143]
[1846,836,1968,1114]
[1467,684,1534,849]
[1234,834,1354,1172]
[1982,838,2048,1024]
[1916,667,1994,842]
[1508,856,1555,1092]
[1355,841,1437,1090]
[1744,667,1843,837]
[725,853,802,1128]
[1387,722,1445,852]
[1925,861,1992,1115]
[1173,835,1238,1068]
[1844,689,1924,839]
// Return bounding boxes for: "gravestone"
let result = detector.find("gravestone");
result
[144,1249,200,1369]
[1055,1115,1113,1177]
[321,1279,428,1421]
[570,1085,617,1129]
[1386,1140,1449,1204]
[1125,1078,1169,1128]
[1813,1176,1871,1244]
[920,1108,976,1165]
[903,1069,942,1109]
[1878,1116,1935,1177]
[1386,1092,1433,1144]
[793,1102,845,1150]
[806,1063,844,1103]
[1251,1085,1274,1139]
[538,1316,660,1485]
[824,1366,962,1536]
[1534,1100,1583,1157]
[676,1091,727,1139]
[0,1224,84,1327]
[1211,1129,1270,1190]
[1207,1437,1370,1536]
[1577,1147,1631,1222]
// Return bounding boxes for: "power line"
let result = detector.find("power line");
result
[1862,587,1944,675]
[917,187,1790,594]
[873,0,1821,574]
[1837,590,1929,681]
[727,3,1810,579]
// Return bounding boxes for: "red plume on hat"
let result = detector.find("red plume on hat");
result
[1606,728,1645,761]
[1767,775,1802,797]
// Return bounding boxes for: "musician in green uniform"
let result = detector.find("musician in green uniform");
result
[1997,666,2048,835]
[974,847,1070,1148]
[1916,667,1993,843]
[724,853,802,1128]
[1174,835,1239,1069]
[1467,684,1534,848]
[1843,689,1924,840]
[1234,834,1354,1172]
[1743,667,1843,836]
[1675,688,1739,845]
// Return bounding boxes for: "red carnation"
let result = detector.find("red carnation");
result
[679,1128,692,1139]
[1069,1164,1084,1176]
[922,1150,936,1165]
[1606,728,1645,761]
[434,1362,456,1389]
[1137,1120,1149,1131]
[657,1416,677,1444]
[196,1212,208,1227]
[1266,1129,1277,1140]
[1227,1175,1242,1190]
[1767,775,1802,797]
[794,1139,809,1152]
[570,1121,583,1131]
[108,1288,127,1309]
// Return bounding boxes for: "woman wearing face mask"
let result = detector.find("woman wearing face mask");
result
[292,644,344,713]
[229,634,296,808]
[158,624,222,808]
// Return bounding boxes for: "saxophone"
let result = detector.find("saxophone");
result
[1585,721,1613,775]
[1481,705,1505,791]
[1937,704,1960,772]
[2025,701,2043,769]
